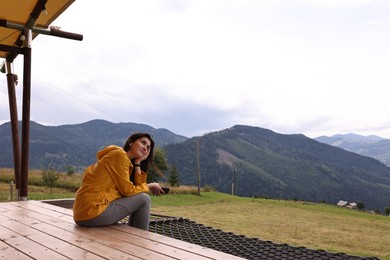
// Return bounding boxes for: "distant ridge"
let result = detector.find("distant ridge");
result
[316,133,384,144]
[315,133,390,166]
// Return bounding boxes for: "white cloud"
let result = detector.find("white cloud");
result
[366,19,383,25]
[1,0,390,138]
[301,0,376,9]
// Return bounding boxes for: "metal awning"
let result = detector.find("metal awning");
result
[0,0,82,59]
[0,0,82,200]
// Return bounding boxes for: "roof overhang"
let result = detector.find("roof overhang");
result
[0,0,80,61]
[0,0,82,199]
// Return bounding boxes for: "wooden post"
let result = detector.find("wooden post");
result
[19,29,32,200]
[6,61,21,198]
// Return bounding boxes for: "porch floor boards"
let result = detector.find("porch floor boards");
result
[0,200,243,260]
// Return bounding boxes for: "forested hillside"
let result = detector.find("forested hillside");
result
[0,120,187,171]
[165,125,390,211]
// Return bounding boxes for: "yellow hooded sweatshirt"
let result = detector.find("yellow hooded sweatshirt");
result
[73,145,149,222]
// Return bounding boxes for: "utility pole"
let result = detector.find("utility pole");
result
[223,152,238,196]
[196,139,201,196]
[231,166,236,196]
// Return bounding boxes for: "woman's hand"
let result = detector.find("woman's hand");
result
[148,183,164,196]
[134,152,149,165]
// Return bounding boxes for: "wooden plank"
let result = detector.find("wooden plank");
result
[1,203,196,259]
[32,222,171,260]
[10,202,216,259]
[0,225,69,259]
[0,205,161,259]
[28,200,74,215]
[77,225,213,260]
[111,225,244,260]
[1,219,106,260]
[0,240,32,260]
[0,201,245,260]
[0,212,11,222]
[12,201,244,259]
[0,202,72,225]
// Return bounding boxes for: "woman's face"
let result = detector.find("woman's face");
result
[129,137,151,159]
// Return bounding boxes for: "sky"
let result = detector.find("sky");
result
[1,0,390,139]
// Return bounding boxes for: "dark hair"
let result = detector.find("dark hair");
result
[123,132,155,172]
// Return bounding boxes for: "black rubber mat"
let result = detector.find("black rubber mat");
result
[148,215,379,260]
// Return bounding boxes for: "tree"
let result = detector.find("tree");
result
[384,207,390,216]
[356,202,365,211]
[168,164,180,187]
[148,147,169,183]
[42,166,60,192]
[67,165,75,176]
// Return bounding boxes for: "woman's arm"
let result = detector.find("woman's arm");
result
[148,182,164,195]
[105,149,149,195]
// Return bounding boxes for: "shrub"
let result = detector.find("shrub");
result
[356,202,365,211]
[67,166,75,176]
[168,164,180,187]
[203,185,215,192]
[42,167,60,192]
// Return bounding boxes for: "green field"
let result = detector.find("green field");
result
[1,169,389,259]
[151,192,390,259]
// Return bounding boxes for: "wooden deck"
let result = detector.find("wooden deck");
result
[0,200,244,259]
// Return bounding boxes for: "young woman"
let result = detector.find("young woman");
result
[73,132,164,230]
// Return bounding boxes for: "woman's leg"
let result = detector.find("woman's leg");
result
[75,193,151,230]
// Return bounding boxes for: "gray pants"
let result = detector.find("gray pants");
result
[75,193,151,230]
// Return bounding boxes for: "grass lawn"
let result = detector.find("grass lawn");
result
[0,182,75,201]
[151,191,390,260]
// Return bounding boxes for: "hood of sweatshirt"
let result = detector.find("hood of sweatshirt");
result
[96,145,123,160]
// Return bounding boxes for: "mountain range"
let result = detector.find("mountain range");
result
[0,120,389,211]
[164,126,390,211]
[0,120,187,171]
[315,133,390,167]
